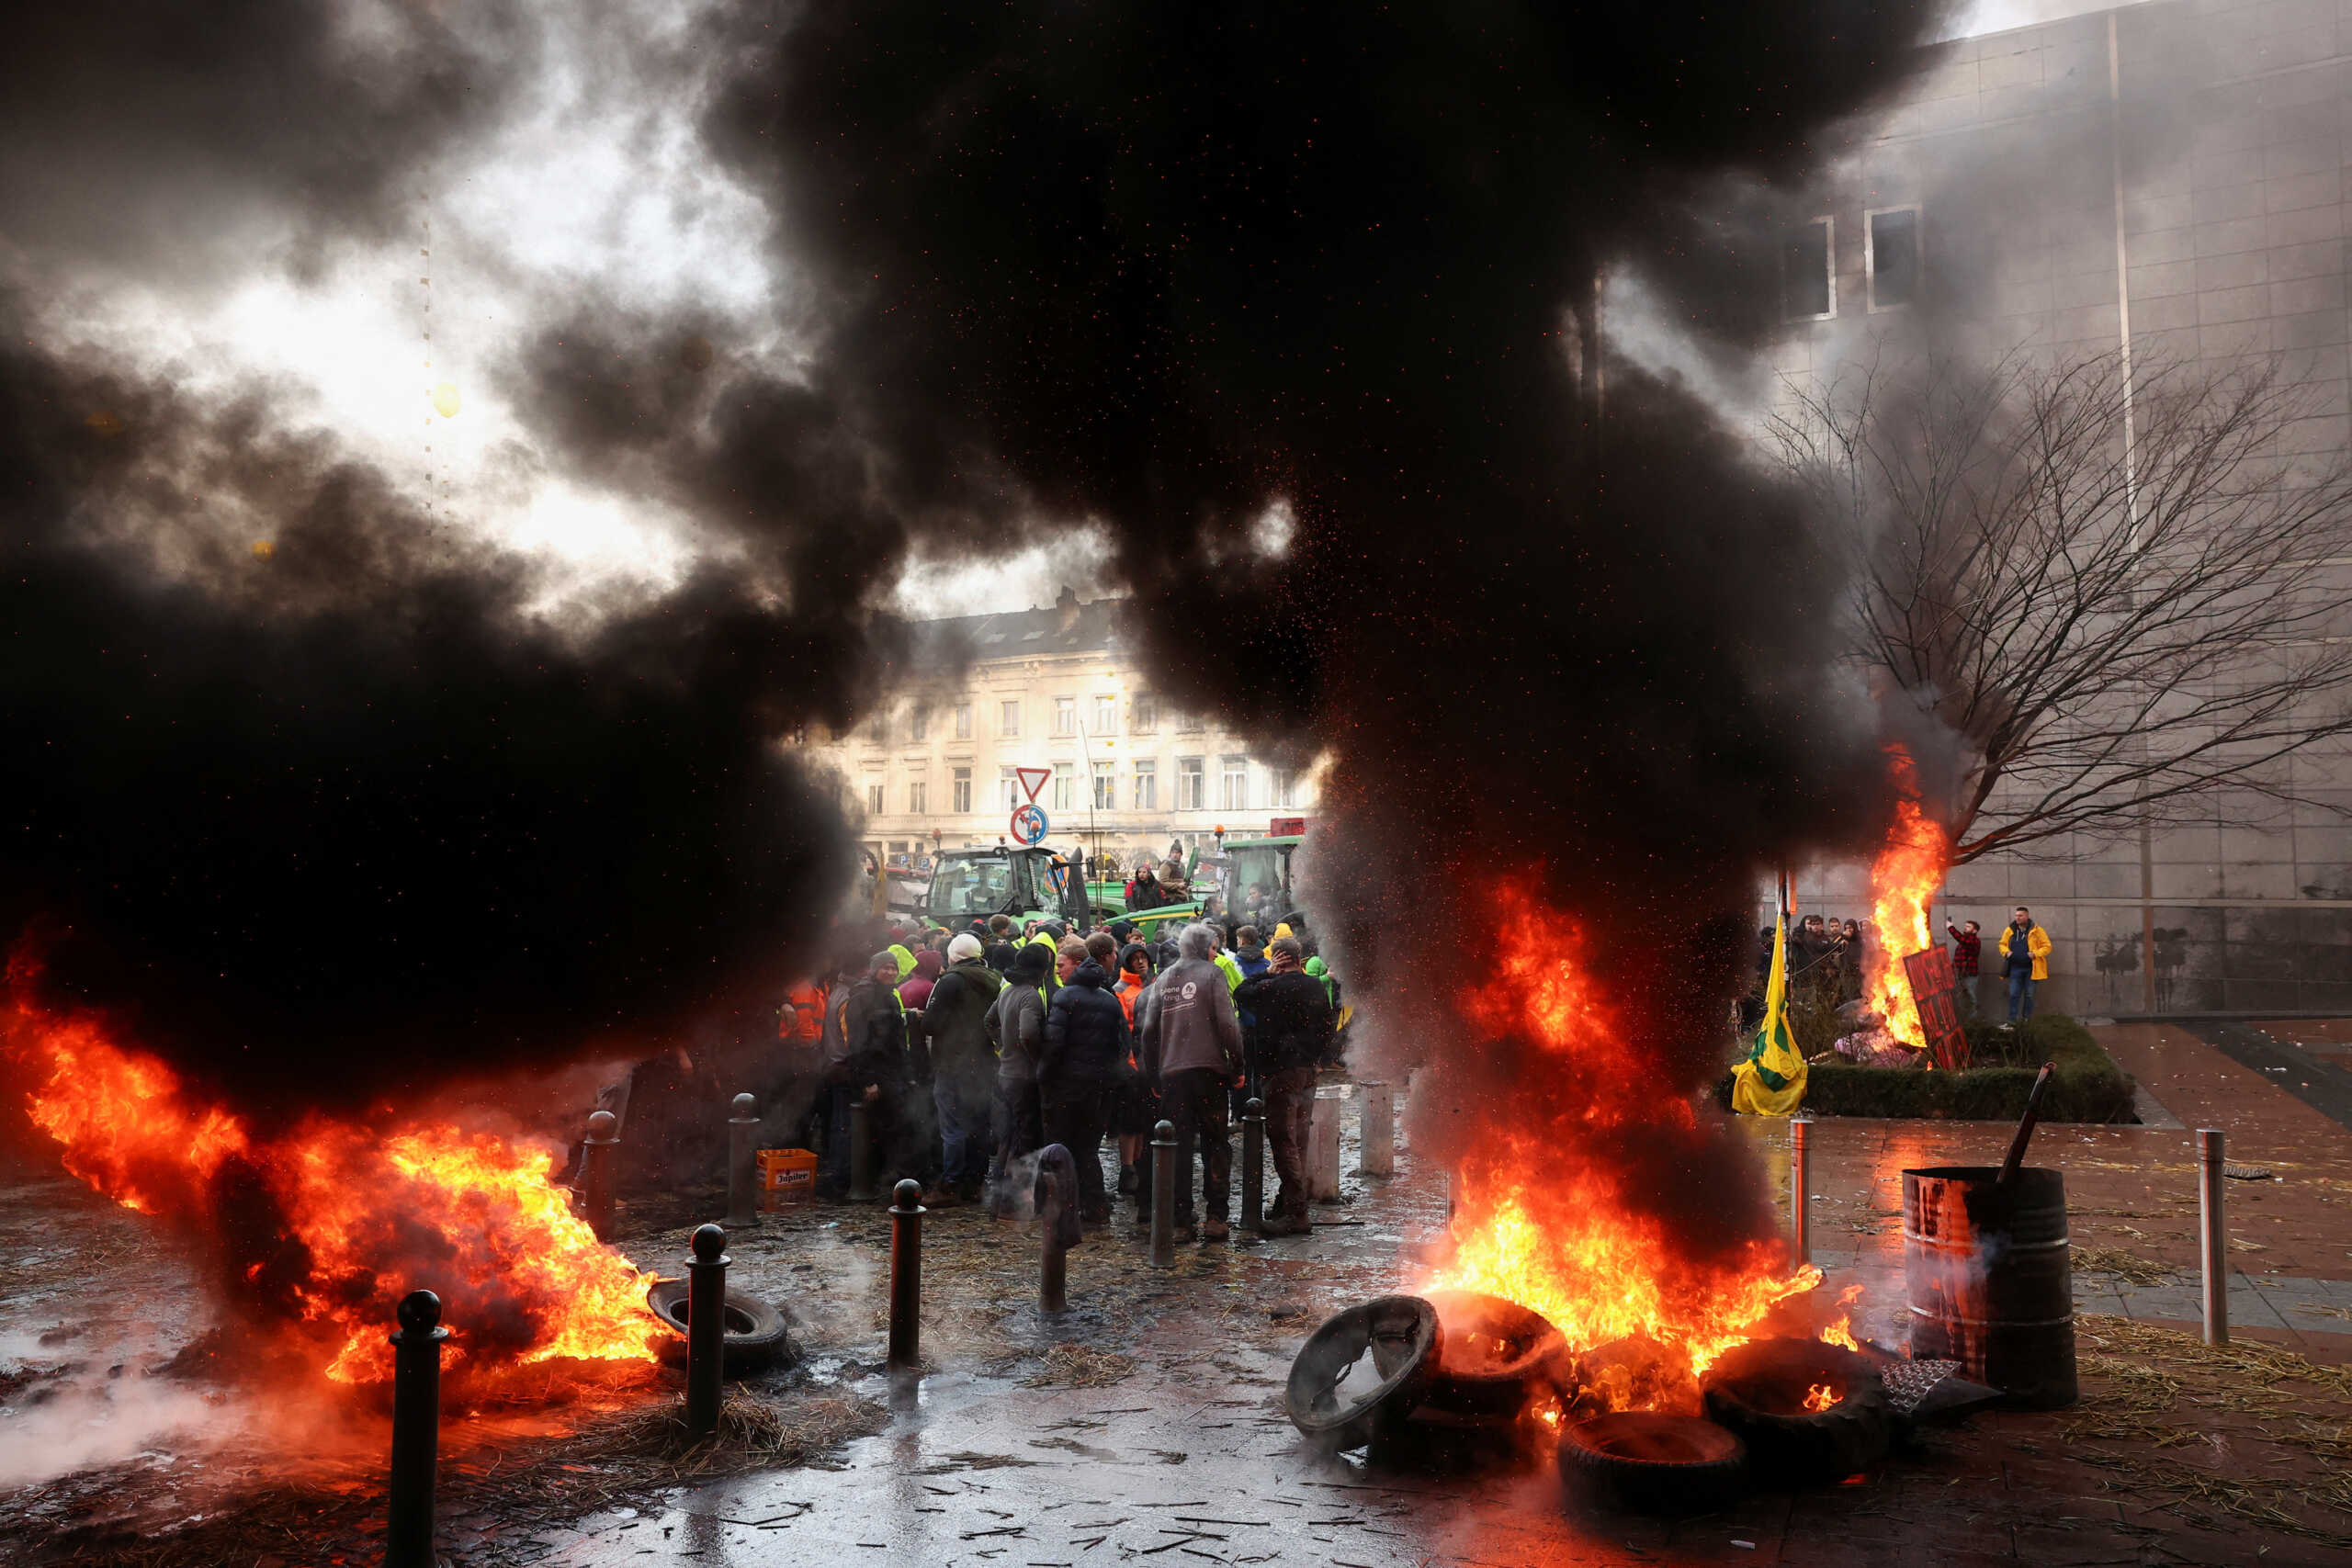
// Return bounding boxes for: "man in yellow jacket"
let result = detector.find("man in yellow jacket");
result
[1998,906,2052,1026]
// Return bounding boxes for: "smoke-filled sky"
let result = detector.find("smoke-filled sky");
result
[3,1,1945,1142]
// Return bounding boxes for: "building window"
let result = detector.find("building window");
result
[954,702,971,740]
[866,781,886,816]
[1092,770,1115,810]
[1178,757,1205,811]
[953,766,972,813]
[1001,767,1021,809]
[1867,207,1919,311]
[910,708,927,743]
[1178,708,1205,734]
[1782,217,1833,321]
[1219,756,1249,812]
[1094,695,1117,735]
[1052,761,1075,810]
[1272,767,1297,808]
[1132,694,1157,733]
[1054,696,1077,737]
[1000,700,1020,738]
[1133,760,1157,812]
[909,779,928,815]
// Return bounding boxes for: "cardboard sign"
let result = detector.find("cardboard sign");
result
[1903,945,1971,1071]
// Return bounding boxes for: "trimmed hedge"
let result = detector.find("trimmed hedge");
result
[1714,1014,2138,1123]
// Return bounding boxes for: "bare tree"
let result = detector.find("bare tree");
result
[1771,348,2352,863]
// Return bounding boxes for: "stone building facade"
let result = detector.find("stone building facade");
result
[799,590,1319,873]
[1772,0,2352,1014]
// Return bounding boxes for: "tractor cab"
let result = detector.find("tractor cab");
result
[1221,835,1306,936]
[924,845,1091,931]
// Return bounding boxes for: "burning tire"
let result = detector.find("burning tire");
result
[645,1280,795,1375]
[1699,1337,1892,1483]
[1556,1412,1747,1515]
[1382,1290,1570,1424]
[1284,1294,1441,1450]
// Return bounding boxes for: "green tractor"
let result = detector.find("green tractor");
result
[921,844,1101,931]
[1216,834,1306,936]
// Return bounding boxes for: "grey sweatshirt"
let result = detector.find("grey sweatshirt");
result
[1142,956,1242,1078]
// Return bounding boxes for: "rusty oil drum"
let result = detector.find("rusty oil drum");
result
[1902,1165,2076,1409]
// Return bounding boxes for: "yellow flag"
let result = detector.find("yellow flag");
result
[1731,910,1807,1116]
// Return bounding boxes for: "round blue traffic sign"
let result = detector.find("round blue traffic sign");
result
[1010,803,1049,845]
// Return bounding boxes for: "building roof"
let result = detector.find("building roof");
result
[909,591,1126,666]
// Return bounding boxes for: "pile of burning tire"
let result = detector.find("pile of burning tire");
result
[1286,1292,1939,1513]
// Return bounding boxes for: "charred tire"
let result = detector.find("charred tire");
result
[645,1280,794,1375]
[1393,1290,1571,1423]
[1557,1412,1747,1516]
[1700,1337,1893,1483]
[1285,1294,1442,1451]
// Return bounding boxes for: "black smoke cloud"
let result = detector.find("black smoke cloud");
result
[0,3,935,1117]
[673,1,1946,1254]
[0,311,891,1114]
[3,0,1945,1214]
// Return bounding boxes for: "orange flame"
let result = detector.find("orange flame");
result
[1862,745,1950,1050]
[1425,884,1854,1409]
[1803,1382,1838,1412]
[8,982,660,1385]
[1819,1283,1864,1351]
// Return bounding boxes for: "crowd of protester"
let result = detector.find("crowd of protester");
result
[775,908,1344,1243]
[1744,905,2052,1027]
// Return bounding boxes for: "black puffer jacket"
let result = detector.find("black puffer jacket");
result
[1232,968,1334,1077]
[1041,961,1130,1084]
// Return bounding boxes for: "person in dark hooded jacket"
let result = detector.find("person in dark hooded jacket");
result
[983,939,1050,1212]
[831,950,913,1196]
[923,933,1003,1202]
[1040,935,1129,1223]
[1233,936,1333,1235]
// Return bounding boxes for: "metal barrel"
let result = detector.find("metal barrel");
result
[1902,1164,2076,1410]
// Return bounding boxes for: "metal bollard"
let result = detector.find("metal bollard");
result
[2199,1127,2229,1346]
[686,1223,728,1438]
[1036,1165,1069,1314]
[725,1092,762,1230]
[1790,1114,1811,1267]
[581,1110,619,1243]
[1239,1098,1265,1243]
[1357,1081,1394,1179]
[1309,1098,1341,1201]
[848,1100,877,1202]
[888,1179,925,1367]
[385,1289,448,1568]
[1149,1119,1177,1268]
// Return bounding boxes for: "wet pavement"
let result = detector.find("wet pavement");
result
[8,1029,2352,1564]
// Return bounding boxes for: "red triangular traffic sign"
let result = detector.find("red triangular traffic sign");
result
[1016,766,1052,802]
